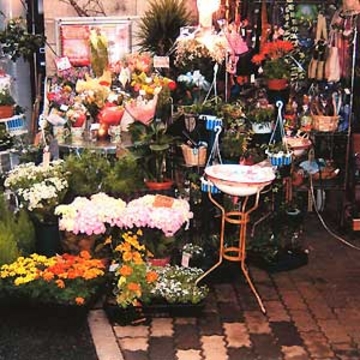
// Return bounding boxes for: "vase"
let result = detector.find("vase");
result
[34,221,61,256]
[0,105,13,119]
[267,78,288,91]
[71,127,84,144]
[145,179,174,191]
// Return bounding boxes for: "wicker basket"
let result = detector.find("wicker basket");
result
[311,115,339,132]
[181,144,207,166]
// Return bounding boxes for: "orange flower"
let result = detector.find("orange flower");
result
[79,251,91,260]
[122,251,133,262]
[75,297,85,305]
[146,270,158,283]
[119,264,133,277]
[132,251,144,265]
[127,282,141,293]
[55,279,65,288]
[42,271,54,282]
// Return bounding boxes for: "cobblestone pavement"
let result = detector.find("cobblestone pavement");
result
[109,215,360,360]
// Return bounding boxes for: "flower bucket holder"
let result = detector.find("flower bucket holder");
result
[200,118,223,194]
[266,101,293,167]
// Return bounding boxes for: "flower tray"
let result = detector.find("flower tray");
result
[104,298,205,325]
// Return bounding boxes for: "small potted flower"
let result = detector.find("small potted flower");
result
[251,39,295,90]
[0,87,16,119]
[247,103,275,134]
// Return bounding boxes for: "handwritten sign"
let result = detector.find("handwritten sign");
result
[153,195,174,208]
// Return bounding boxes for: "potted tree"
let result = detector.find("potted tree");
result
[128,120,180,190]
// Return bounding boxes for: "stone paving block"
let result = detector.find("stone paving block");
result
[316,319,352,344]
[223,322,251,348]
[306,300,337,320]
[174,323,201,350]
[264,300,291,322]
[249,266,272,283]
[150,318,174,337]
[118,337,148,352]
[214,283,238,303]
[296,282,323,301]
[272,273,296,290]
[250,333,283,360]
[270,321,303,347]
[300,331,335,359]
[201,335,228,360]
[256,283,281,301]
[218,302,244,322]
[288,309,319,333]
[332,342,360,359]
[227,347,258,360]
[244,310,272,334]
[280,290,308,311]
[203,291,219,313]
[114,325,150,338]
[176,349,203,360]
[174,317,197,325]
[148,337,176,360]
[281,345,309,360]
[121,350,149,360]
[198,312,224,336]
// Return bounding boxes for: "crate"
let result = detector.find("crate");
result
[311,115,339,132]
[181,144,207,167]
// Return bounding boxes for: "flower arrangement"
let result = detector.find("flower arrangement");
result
[112,230,158,308]
[4,161,69,224]
[119,194,193,258]
[55,193,127,236]
[0,87,16,106]
[0,251,106,306]
[251,40,295,80]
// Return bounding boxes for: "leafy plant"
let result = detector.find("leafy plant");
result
[0,16,45,61]
[248,105,275,124]
[136,0,192,55]
[0,88,15,106]
[129,120,180,182]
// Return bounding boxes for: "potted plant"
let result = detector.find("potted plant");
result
[4,160,69,256]
[251,39,295,90]
[247,103,275,134]
[119,194,193,260]
[0,251,106,310]
[0,87,16,119]
[128,120,180,188]
[262,141,293,167]
[0,123,13,151]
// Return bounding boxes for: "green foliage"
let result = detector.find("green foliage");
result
[0,16,45,61]
[136,0,192,55]
[0,194,35,265]
[0,88,15,106]
[63,150,112,197]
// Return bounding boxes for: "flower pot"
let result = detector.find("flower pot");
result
[0,105,13,119]
[251,122,272,134]
[61,232,99,254]
[145,179,174,191]
[267,78,288,91]
[147,256,171,267]
[34,221,61,256]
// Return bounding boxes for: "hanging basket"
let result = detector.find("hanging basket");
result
[181,144,207,167]
[266,150,293,167]
[311,115,339,132]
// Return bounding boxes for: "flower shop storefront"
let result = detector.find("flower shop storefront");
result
[1,0,359,322]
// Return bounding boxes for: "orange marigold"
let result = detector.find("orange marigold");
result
[42,271,55,282]
[127,282,141,292]
[119,264,133,277]
[79,250,91,260]
[75,297,85,305]
[122,251,133,262]
[55,279,65,288]
[146,270,158,283]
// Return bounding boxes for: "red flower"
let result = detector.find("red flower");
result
[167,80,177,91]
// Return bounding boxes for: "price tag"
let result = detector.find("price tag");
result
[42,149,50,169]
[55,56,72,72]
[153,56,170,68]
[181,252,191,267]
[153,195,174,208]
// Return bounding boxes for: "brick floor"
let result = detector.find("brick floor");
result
[107,216,360,360]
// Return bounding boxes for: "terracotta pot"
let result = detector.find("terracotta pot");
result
[145,179,174,191]
[147,256,171,267]
[0,105,14,119]
[267,78,288,91]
